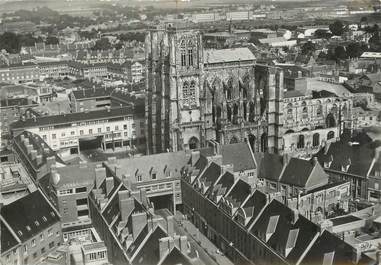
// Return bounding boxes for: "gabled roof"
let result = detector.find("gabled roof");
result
[300,230,355,265]
[198,162,222,188]
[221,142,256,171]
[314,133,378,177]
[242,190,268,228]
[280,158,327,188]
[224,179,251,208]
[258,153,284,182]
[131,226,167,265]
[158,247,193,265]
[1,190,60,252]
[250,200,319,263]
[207,171,235,202]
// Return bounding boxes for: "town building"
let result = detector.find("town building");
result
[39,162,98,241]
[0,63,40,83]
[181,154,366,265]
[38,61,70,80]
[0,162,37,205]
[146,26,283,155]
[12,131,65,181]
[282,86,353,157]
[314,132,380,200]
[107,61,144,83]
[68,62,109,80]
[68,86,144,113]
[0,190,62,265]
[88,172,204,265]
[10,107,145,156]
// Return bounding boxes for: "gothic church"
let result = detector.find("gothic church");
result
[145,26,284,154]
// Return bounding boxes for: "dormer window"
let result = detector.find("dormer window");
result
[137,175,142,182]
[34,221,40,226]
[152,173,156,180]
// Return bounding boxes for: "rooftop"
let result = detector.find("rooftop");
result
[11,106,141,129]
[204,47,256,64]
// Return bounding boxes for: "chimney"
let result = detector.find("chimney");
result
[283,153,290,165]
[291,209,299,225]
[105,177,114,196]
[131,212,147,240]
[215,141,221,155]
[319,219,333,234]
[119,197,135,221]
[95,167,106,188]
[46,156,56,170]
[179,236,188,254]
[166,216,174,236]
[26,144,33,154]
[20,134,25,141]
[312,157,319,166]
[376,250,381,265]
[159,237,171,259]
[36,155,43,165]
[30,149,37,160]
[191,151,200,166]
[297,71,302,78]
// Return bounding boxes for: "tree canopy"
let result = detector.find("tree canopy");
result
[329,20,346,36]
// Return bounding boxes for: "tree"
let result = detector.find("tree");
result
[329,20,345,36]
[346,42,366,58]
[360,16,368,27]
[301,41,316,55]
[92,38,112,51]
[0,32,21,53]
[334,46,347,60]
[46,36,59,45]
[314,29,332,39]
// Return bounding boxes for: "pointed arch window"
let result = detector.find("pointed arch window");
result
[180,40,186,67]
[183,81,197,107]
[188,40,194,66]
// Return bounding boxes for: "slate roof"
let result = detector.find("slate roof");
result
[109,151,189,183]
[207,171,235,202]
[221,142,256,172]
[159,247,193,265]
[204,47,255,64]
[300,230,355,265]
[280,158,316,187]
[1,190,60,252]
[314,133,378,177]
[284,90,305,98]
[258,153,284,181]
[198,162,222,188]
[11,106,140,129]
[52,163,98,189]
[131,226,167,265]
[225,179,251,208]
[250,199,320,264]
[242,190,268,228]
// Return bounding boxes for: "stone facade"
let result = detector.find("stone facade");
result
[145,27,284,154]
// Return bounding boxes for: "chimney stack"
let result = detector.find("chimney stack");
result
[95,167,106,188]
[30,149,37,160]
[166,216,174,236]
[376,250,381,265]
[119,195,134,221]
[105,177,114,196]
[191,151,200,167]
[36,154,43,165]
[131,212,147,240]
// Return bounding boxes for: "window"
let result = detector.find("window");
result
[80,130,84,135]
[152,173,156,180]
[40,234,44,241]
[106,127,110,132]
[76,198,88,206]
[78,209,89,217]
[124,124,127,130]
[124,132,128,136]
[61,132,66,137]
[137,175,142,182]
[31,239,36,247]
[75,187,87,193]
[42,135,47,140]
[52,134,56,139]
[35,221,40,226]
[49,242,55,249]
[115,125,119,130]
[188,46,193,66]
[89,129,93,134]
[41,248,45,254]
[33,252,37,259]
[98,128,101,133]
[24,245,27,254]
[180,40,186,66]
[71,131,75,135]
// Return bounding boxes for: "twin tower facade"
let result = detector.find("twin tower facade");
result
[145,27,284,155]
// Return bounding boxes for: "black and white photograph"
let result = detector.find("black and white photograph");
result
[0,0,380,264]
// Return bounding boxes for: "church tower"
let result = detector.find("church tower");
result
[145,26,204,154]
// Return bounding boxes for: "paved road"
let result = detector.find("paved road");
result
[156,209,234,265]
